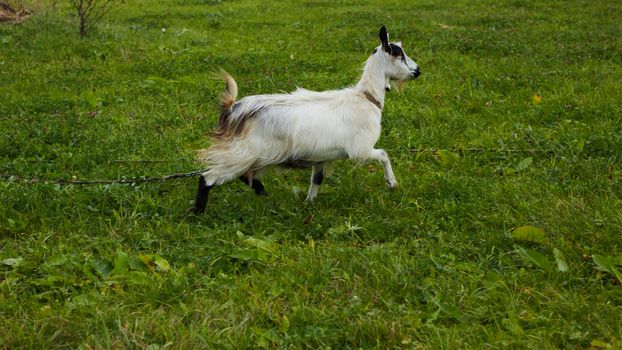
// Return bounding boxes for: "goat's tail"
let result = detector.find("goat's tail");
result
[218,70,238,112]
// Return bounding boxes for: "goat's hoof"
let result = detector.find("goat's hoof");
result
[188,206,204,215]
[387,180,398,189]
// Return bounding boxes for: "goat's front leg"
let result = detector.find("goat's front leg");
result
[305,163,325,202]
[366,149,398,188]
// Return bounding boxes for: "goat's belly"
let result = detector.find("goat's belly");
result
[278,149,347,169]
[292,142,348,161]
[306,149,348,161]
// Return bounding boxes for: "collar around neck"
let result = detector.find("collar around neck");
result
[362,90,383,110]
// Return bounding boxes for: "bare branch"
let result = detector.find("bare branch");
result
[68,0,123,37]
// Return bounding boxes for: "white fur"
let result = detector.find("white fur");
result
[198,30,419,202]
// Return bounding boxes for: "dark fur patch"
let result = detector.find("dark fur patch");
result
[238,175,268,196]
[379,26,389,51]
[212,102,268,140]
[312,170,324,185]
[388,43,405,61]
[190,176,212,214]
[280,158,318,169]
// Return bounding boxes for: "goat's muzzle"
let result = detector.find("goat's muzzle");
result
[411,68,421,79]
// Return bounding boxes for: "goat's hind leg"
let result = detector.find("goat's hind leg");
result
[324,161,334,178]
[306,163,325,202]
[190,174,213,214]
[238,175,268,196]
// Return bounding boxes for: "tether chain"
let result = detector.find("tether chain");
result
[0,147,561,186]
[0,169,209,186]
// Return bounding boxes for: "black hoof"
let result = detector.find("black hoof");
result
[189,206,204,215]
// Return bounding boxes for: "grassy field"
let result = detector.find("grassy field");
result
[1,0,621,348]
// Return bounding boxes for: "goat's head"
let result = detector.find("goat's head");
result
[374,26,420,91]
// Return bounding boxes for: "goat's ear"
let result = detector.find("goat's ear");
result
[379,26,390,53]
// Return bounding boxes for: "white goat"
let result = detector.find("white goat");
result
[191,26,420,214]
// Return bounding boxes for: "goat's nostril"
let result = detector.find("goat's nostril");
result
[412,69,421,79]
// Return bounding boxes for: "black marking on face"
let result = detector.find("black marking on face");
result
[372,48,378,54]
[388,43,406,62]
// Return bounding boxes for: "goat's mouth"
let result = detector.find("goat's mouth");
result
[411,68,421,80]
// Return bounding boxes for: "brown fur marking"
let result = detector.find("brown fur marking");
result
[210,72,268,141]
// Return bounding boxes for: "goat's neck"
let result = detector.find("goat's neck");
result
[355,55,388,109]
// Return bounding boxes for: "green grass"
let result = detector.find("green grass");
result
[1,0,621,348]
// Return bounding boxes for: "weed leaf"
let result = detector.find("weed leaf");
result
[129,256,150,272]
[590,339,613,348]
[7,218,25,231]
[511,225,547,245]
[435,150,460,166]
[278,315,290,332]
[113,250,130,276]
[1,257,23,267]
[94,259,113,277]
[553,248,569,272]
[244,237,278,254]
[45,254,68,267]
[122,271,151,286]
[137,254,171,272]
[229,249,259,262]
[517,246,550,270]
[516,157,533,171]
[592,255,622,282]
[483,271,504,289]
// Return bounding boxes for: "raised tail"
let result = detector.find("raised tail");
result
[218,70,238,112]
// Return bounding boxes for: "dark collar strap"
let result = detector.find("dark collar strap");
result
[362,91,383,110]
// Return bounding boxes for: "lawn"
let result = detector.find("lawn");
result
[1,0,621,348]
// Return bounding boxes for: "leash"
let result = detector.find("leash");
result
[0,169,208,186]
[0,147,578,186]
